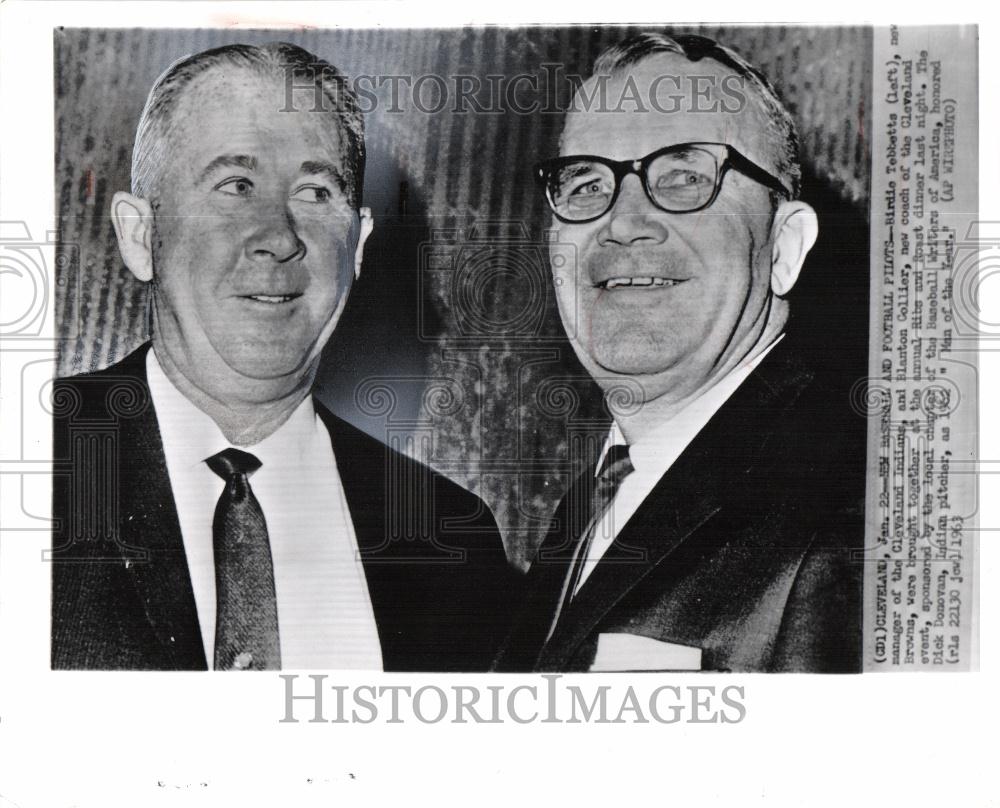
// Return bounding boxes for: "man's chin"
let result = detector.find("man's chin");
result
[589,344,679,379]
[220,346,315,385]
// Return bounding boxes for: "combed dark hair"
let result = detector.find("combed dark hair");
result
[592,32,801,200]
[131,42,365,208]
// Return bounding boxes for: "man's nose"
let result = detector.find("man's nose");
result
[597,174,669,247]
[245,201,306,263]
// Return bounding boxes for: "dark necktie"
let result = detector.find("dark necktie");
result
[549,444,635,636]
[206,448,281,671]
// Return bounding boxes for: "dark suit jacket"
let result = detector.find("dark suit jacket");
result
[494,340,865,673]
[51,344,520,671]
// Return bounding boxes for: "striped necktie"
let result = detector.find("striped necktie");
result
[206,448,281,671]
[549,444,635,636]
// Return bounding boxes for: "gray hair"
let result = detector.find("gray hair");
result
[591,32,801,200]
[131,42,365,208]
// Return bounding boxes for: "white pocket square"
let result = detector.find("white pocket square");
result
[590,633,703,672]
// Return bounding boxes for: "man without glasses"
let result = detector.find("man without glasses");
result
[52,42,517,671]
[495,33,865,673]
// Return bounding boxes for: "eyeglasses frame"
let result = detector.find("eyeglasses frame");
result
[535,142,792,224]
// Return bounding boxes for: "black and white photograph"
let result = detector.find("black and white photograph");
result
[50,26,875,674]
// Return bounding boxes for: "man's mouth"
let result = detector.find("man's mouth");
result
[594,277,686,290]
[241,293,302,304]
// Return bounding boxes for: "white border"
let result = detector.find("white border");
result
[0,3,996,806]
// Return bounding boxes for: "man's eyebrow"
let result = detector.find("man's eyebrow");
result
[300,160,345,179]
[198,154,258,182]
[662,145,701,160]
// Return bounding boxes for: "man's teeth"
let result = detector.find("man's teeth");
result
[602,277,680,289]
[248,294,296,303]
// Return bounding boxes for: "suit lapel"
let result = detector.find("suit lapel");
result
[314,409,400,641]
[492,477,591,670]
[535,347,815,671]
[114,346,207,669]
[536,459,724,670]
[319,408,475,670]
[315,409,387,558]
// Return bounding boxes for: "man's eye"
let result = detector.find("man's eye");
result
[568,179,605,197]
[657,170,711,189]
[215,177,254,196]
[291,185,334,204]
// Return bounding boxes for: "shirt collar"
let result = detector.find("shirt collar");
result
[146,347,318,473]
[597,334,785,475]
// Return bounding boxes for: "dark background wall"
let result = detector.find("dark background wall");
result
[55,26,871,567]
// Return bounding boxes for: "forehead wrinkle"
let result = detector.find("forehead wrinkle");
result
[160,72,348,189]
[133,51,366,209]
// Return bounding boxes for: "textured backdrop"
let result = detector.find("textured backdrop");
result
[54,26,872,566]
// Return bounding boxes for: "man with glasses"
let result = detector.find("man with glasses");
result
[494,33,864,673]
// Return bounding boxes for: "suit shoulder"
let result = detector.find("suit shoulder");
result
[57,344,150,383]
[52,346,153,423]
[314,404,487,508]
[754,341,866,462]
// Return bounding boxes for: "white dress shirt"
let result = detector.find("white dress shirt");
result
[574,336,784,594]
[146,349,383,669]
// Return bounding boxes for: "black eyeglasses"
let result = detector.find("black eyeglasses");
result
[535,142,791,224]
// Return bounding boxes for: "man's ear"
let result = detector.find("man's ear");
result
[769,200,818,297]
[353,207,374,280]
[111,191,155,283]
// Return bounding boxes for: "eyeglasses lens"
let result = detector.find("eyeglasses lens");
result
[647,148,718,211]
[547,161,616,221]
[546,147,721,221]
